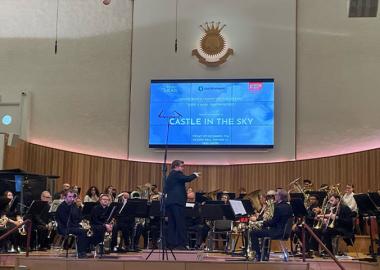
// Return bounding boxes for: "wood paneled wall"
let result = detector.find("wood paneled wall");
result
[3,140,380,196]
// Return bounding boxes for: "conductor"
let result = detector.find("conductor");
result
[164,160,200,249]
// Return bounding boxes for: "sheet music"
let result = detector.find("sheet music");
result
[186,203,195,208]
[229,200,247,216]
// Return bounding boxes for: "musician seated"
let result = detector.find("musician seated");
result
[250,190,275,223]
[0,191,24,253]
[317,194,355,254]
[293,194,319,256]
[89,194,113,251]
[110,192,139,252]
[342,184,358,214]
[220,193,230,205]
[149,184,162,201]
[250,190,293,261]
[56,189,90,258]
[186,191,208,249]
[53,183,71,200]
[84,186,100,203]
[27,191,52,251]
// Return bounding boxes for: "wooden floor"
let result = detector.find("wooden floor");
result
[0,249,379,270]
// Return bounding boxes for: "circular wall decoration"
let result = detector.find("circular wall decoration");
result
[1,114,12,126]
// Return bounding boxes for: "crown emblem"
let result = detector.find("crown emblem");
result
[200,21,225,34]
[192,21,233,67]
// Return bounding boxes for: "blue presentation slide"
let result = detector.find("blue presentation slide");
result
[149,79,274,148]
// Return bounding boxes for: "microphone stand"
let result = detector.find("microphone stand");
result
[146,111,182,261]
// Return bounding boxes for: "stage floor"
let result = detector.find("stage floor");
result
[0,249,379,270]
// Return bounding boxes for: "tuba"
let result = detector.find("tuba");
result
[130,190,141,199]
[244,190,262,212]
[204,189,221,201]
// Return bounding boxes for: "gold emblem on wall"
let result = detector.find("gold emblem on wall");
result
[192,21,233,67]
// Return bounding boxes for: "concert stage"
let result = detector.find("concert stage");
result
[0,250,378,270]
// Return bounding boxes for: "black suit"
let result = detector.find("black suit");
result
[164,170,197,248]
[322,204,354,253]
[251,201,293,259]
[56,201,89,254]
[90,204,110,246]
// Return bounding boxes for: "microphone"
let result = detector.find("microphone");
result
[175,39,178,53]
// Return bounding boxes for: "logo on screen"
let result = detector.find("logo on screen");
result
[248,82,263,91]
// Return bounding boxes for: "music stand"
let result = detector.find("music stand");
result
[146,198,176,260]
[354,193,379,260]
[204,200,224,205]
[119,199,148,252]
[308,191,327,207]
[185,203,200,219]
[27,200,49,215]
[368,192,380,208]
[120,199,148,218]
[354,193,379,215]
[0,198,11,213]
[195,192,208,204]
[200,204,225,221]
[241,200,255,216]
[148,200,161,217]
[290,198,307,218]
[289,192,305,201]
[82,202,97,220]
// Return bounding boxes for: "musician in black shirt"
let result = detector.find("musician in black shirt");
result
[250,190,294,261]
[56,189,89,258]
[90,194,113,248]
[317,194,354,254]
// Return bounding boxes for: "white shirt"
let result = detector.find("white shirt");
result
[342,192,358,213]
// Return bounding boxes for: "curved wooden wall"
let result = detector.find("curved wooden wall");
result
[4,140,380,196]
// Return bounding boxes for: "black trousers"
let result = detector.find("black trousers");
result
[58,227,89,254]
[251,228,282,259]
[166,204,186,248]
